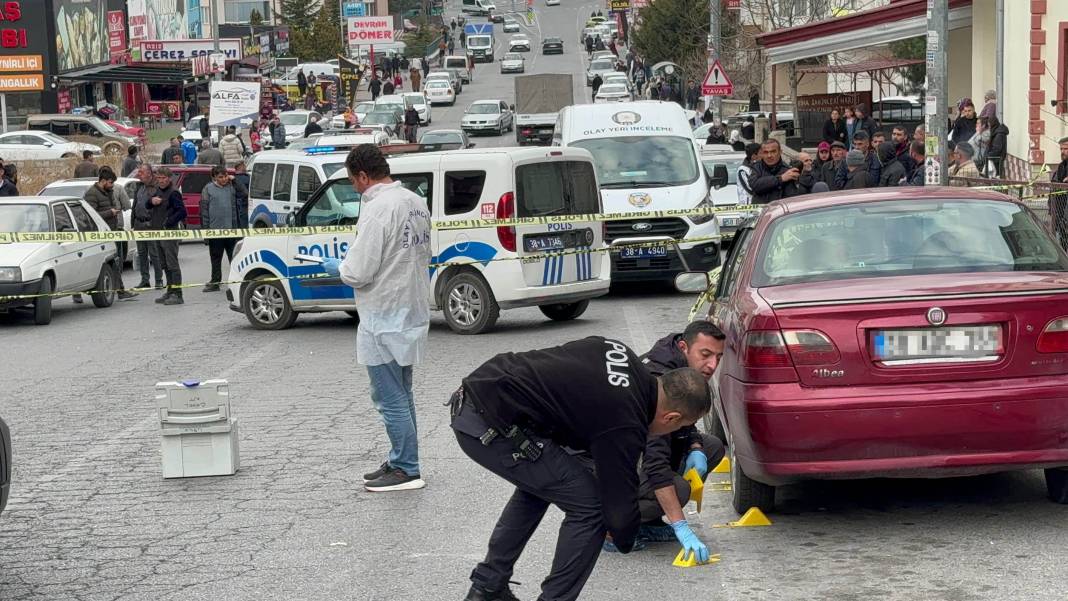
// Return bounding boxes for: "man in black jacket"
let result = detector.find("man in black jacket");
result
[149,167,188,305]
[834,131,880,190]
[616,322,725,558]
[132,165,164,289]
[877,141,906,187]
[750,139,813,203]
[452,337,710,601]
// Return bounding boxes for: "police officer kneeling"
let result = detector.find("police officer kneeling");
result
[451,336,711,601]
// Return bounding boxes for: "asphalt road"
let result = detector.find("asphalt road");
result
[2,2,1068,600]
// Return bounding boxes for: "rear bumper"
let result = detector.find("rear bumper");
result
[723,374,1068,486]
[0,279,42,310]
[462,122,502,132]
[496,277,610,309]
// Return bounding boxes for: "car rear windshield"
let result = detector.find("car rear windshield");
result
[753,199,1068,287]
[280,113,308,126]
[516,161,599,217]
[0,204,50,232]
[591,60,613,70]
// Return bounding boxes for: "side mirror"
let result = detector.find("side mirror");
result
[708,163,728,189]
[285,211,297,227]
[674,271,711,293]
[509,104,515,111]
[467,142,476,148]
[43,141,53,147]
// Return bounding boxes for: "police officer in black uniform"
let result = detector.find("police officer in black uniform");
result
[450,336,712,601]
[624,321,726,557]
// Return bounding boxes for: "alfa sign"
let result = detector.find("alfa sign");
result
[208,81,260,127]
[140,39,243,62]
[347,17,394,47]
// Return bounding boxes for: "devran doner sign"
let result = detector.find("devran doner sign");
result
[347,17,393,50]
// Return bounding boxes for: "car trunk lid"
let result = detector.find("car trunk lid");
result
[759,273,1068,387]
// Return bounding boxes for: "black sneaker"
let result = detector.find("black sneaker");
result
[136,281,150,289]
[154,292,171,304]
[202,284,220,292]
[118,290,139,300]
[72,294,84,304]
[362,461,391,483]
[162,295,184,305]
[364,467,425,492]
[464,584,522,601]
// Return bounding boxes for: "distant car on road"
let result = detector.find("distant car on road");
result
[585,58,615,86]
[508,34,532,52]
[419,129,475,148]
[541,37,564,54]
[502,17,520,32]
[546,0,559,6]
[180,115,220,146]
[594,83,631,103]
[500,52,526,74]
[461,99,515,136]
[681,187,1068,514]
[424,80,456,106]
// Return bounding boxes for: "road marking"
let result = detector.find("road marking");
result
[622,303,652,352]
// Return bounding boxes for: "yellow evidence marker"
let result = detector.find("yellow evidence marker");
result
[711,457,730,473]
[673,549,722,568]
[682,468,704,513]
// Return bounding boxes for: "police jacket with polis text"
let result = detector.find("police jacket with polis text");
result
[463,336,658,553]
[640,334,705,491]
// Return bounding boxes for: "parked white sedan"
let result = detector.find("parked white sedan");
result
[37,177,140,265]
[0,131,100,160]
[0,197,122,325]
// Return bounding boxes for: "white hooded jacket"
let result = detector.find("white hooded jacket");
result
[339,180,433,367]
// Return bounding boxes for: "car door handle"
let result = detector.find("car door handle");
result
[77,251,83,257]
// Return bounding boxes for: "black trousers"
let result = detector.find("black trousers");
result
[136,239,163,284]
[208,238,237,284]
[113,242,128,290]
[637,433,725,523]
[452,398,605,601]
[156,240,181,295]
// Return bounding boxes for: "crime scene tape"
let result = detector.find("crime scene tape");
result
[0,235,722,302]
[0,205,762,244]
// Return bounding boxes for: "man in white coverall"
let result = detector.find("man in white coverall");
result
[322,144,433,492]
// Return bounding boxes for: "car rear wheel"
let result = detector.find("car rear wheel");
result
[728,429,775,514]
[90,263,117,308]
[34,276,53,325]
[538,300,589,321]
[1045,468,1068,503]
[242,276,298,330]
[443,272,499,335]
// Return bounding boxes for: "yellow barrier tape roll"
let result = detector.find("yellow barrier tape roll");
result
[0,205,761,244]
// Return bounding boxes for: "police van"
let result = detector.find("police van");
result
[245,148,350,228]
[554,101,724,281]
[226,145,610,334]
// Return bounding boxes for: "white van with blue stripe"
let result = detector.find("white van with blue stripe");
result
[226,145,611,334]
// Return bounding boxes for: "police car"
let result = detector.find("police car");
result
[227,145,611,334]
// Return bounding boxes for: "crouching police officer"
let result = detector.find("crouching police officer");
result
[606,321,726,560]
[450,336,711,601]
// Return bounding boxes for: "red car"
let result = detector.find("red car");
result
[689,187,1068,513]
[106,119,147,147]
[154,164,235,228]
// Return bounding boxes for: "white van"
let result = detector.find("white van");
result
[245,148,349,227]
[554,101,722,281]
[443,56,472,83]
[226,146,610,334]
[462,0,494,15]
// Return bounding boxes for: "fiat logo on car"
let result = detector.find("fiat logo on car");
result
[927,307,946,326]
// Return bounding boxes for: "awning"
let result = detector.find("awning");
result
[57,63,194,85]
[796,58,925,75]
[756,0,972,65]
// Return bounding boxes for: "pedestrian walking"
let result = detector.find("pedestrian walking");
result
[393,73,403,91]
[121,145,141,177]
[132,165,164,290]
[149,167,187,305]
[421,57,431,79]
[73,150,99,178]
[297,69,308,98]
[410,66,421,91]
[199,166,243,292]
[320,145,433,493]
[219,126,245,167]
[750,139,812,203]
[438,40,447,66]
[403,105,420,143]
[584,34,594,57]
[270,116,287,149]
[198,114,211,142]
[180,136,198,163]
[822,108,847,146]
[81,166,137,300]
[391,55,401,78]
[382,79,395,96]
[448,38,455,55]
[591,74,603,97]
[684,79,699,111]
[308,71,317,89]
[196,140,224,167]
[460,30,466,48]
[450,337,711,601]
[369,74,382,100]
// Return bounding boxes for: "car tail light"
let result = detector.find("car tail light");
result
[1037,318,1068,353]
[497,192,516,252]
[742,331,792,367]
[782,329,840,365]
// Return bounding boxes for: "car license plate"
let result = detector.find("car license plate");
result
[620,245,667,259]
[523,229,592,253]
[721,217,739,227]
[539,128,553,134]
[871,325,1001,363]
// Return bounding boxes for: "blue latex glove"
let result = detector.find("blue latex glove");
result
[321,258,341,276]
[670,520,709,563]
[684,449,708,479]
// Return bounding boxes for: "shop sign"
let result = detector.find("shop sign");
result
[140,39,243,62]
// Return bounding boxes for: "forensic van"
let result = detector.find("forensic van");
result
[554,101,724,281]
[226,145,611,334]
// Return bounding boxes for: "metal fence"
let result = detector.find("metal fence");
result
[948,176,1068,251]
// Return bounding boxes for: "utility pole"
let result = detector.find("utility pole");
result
[708,0,721,120]
[211,0,224,144]
[995,0,1004,120]
[925,0,948,185]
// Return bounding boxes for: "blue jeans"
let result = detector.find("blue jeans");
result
[366,361,419,476]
